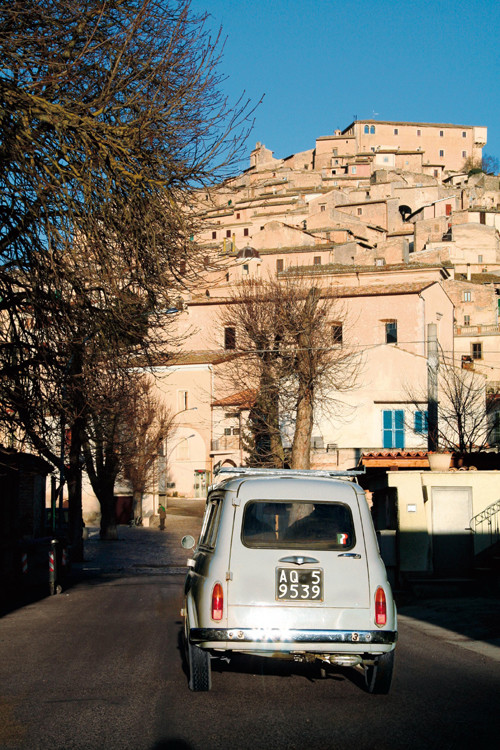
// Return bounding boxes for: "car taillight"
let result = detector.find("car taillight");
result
[211,583,224,621]
[375,587,387,626]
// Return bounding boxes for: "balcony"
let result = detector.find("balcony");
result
[211,435,240,453]
[455,324,500,337]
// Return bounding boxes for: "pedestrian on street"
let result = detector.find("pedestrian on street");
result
[158,503,166,531]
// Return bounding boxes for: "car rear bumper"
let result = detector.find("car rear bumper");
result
[189,627,397,646]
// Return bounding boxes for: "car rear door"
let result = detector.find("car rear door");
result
[225,478,371,632]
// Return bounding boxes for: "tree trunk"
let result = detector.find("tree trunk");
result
[133,490,143,525]
[99,486,118,540]
[67,422,84,562]
[290,288,319,470]
[291,385,314,469]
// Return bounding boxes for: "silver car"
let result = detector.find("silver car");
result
[181,468,397,692]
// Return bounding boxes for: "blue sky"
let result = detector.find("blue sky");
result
[191,0,500,167]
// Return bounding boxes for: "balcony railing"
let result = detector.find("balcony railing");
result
[455,324,500,336]
[211,436,240,452]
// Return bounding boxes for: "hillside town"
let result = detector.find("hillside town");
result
[118,119,500,496]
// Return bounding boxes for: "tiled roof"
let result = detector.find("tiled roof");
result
[212,389,256,408]
[361,450,430,468]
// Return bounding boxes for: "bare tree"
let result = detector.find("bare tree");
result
[219,276,360,469]
[119,376,174,532]
[406,349,492,455]
[437,355,491,453]
[463,153,499,175]
[0,0,253,557]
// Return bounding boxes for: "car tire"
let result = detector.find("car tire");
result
[187,637,212,691]
[364,649,395,694]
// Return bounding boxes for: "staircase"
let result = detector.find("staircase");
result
[470,501,500,591]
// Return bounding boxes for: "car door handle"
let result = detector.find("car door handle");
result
[338,553,361,559]
[279,556,320,565]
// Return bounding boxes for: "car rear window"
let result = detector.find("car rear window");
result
[242,500,356,550]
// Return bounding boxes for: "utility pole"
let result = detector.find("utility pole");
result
[427,323,439,451]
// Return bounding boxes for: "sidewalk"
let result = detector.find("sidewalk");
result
[76,497,205,580]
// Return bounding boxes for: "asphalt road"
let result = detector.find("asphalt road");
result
[1,498,499,750]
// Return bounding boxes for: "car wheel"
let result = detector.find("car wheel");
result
[187,637,212,692]
[364,649,395,694]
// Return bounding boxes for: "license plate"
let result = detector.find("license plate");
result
[276,568,323,601]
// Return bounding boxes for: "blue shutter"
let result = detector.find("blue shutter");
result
[394,410,405,449]
[383,410,393,448]
[383,410,405,449]
[414,410,428,434]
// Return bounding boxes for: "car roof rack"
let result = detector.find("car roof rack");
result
[213,466,365,482]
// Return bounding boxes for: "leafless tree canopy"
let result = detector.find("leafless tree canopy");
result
[0,0,254,550]
[219,277,361,469]
[406,348,492,454]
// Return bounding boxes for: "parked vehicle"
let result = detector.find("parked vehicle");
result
[181,468,397,692]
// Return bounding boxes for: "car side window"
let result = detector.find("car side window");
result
[199,498,222,550]
[242,500,355,550]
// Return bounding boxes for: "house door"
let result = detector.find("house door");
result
[431,487,473,575]
[193,470,209,498]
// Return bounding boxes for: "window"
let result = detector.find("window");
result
[462,150,467,158]
[445,204,452,216]
[178,390,188,411]
[243,228,249,236]
[478,255,483,263]
[226,229,231,238]
[242,264,249,274]
[463,291,472,302]
[177,437,191,460]
[472,342,483,360]
[370,125,375,134]
[224,326,236,350]
[385,320,397,343]
[439,130,444,137]
[313,256,321,265]
[224,427,231,436]
[331,324,343,345]
[462,131,467,138]
[434,169,439,177]
[394,128,399,135]
[320,204,326,212]
[439,150,444,158]
[236,213,240,219]
[417,129,421,136]
[211,231,217,239]
[199,499,222,550]
[464,314,470,325]
[491,413,500,446]
[383,410,405,449]
[357,207,363,215]
[364,125,370,134]
[276,259,284,272]
[414,410,428,435]
[179,260,186,276]
[242,500,355,550]
[351,165,357,174]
